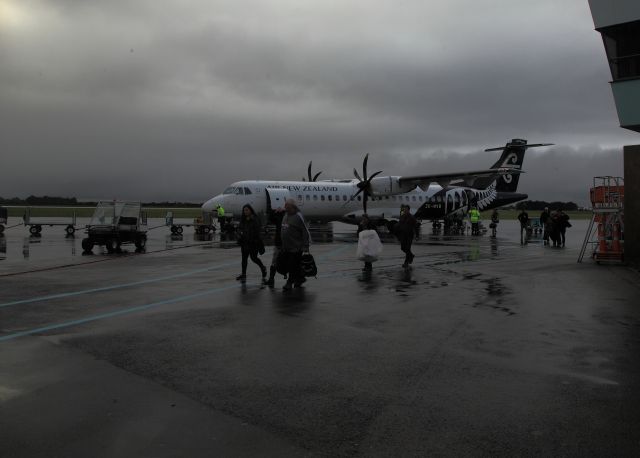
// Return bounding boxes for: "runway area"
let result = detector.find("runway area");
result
[1,219,639,456]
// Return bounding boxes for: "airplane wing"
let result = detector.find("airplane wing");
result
[398,168,522,189]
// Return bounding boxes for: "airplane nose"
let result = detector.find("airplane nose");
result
[202,196,221,213]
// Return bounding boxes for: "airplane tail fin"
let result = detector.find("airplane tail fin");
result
[481,139,553,192]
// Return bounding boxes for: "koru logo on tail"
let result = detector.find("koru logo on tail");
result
[500,152,520,184]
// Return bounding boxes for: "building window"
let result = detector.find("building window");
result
[601,20,640,81]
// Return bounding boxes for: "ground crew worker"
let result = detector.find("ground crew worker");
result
[216,204,226,231]
[469,206,480,235]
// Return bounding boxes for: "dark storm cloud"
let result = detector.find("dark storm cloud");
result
[0,0,636,203]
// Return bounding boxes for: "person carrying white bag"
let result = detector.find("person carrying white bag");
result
[357,214,383,272]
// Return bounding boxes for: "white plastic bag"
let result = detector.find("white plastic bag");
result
[356,229,383,262]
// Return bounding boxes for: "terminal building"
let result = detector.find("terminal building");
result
[589,0,640,264]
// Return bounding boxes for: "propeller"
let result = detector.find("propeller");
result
[346,154,383,214]
[302,161,322,182]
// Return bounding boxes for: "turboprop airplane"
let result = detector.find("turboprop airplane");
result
[201,139,552,226]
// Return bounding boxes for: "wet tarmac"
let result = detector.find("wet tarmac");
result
[1,219,639,456]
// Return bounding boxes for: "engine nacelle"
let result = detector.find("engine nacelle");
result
[369,176,417,196]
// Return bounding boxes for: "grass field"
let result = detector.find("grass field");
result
[4,206,202,219]
[3,206,593,220]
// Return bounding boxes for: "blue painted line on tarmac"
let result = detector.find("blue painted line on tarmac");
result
[0,244,353,342]
[0,260,240,309]
[0,245,349,309]
[0,282,245,342]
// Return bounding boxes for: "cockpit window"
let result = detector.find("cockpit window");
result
[244,187,252,195]
[223,186,245,195]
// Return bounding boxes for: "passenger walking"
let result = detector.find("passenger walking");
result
[281,198,310,291]
[236,204,267,283]
[396,205,417,268]
[517,208,529,245]
[490,208,499,237]
[357,214,377,272]
[540,207,551,245]
[469,205,481,235]
[265,208,284,287]
[555,208,571,247]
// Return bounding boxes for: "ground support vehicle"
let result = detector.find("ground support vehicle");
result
[23,207,78,235]
[82,201,148,254]
[165,211,218,235]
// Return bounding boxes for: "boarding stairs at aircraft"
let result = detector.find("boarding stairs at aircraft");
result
[578,176,624,264]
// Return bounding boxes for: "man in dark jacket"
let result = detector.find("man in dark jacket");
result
[517,208,529,245]
[540,207,551,245]
[555,208,571,247]
[396,205,417,268]
[237,204,267,283]
[281,199,310,290]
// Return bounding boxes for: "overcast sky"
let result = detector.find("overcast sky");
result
[1,0,637,206]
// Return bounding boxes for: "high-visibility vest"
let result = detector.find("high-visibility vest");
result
[217,206,225,217]
[469,209,480,223]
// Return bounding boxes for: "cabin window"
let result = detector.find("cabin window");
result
[244,187,252,195]
[328,195,332,201]
[343,195,347,201]
[306,195,310,201]
[313,195,318,201]
[321,195,325,201]
[234,188,244,195]
[412,196,416,201]
[385,196,390,200]
[223,187,235,195]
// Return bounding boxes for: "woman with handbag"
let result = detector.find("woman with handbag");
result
[281,198,310,291]
[236,204,267,283]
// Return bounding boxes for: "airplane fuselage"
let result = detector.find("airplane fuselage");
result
[202,179,526,224]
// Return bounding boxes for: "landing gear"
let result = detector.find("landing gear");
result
[65,225,76,235]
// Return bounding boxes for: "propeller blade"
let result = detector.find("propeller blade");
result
[343,187,364,207]
[307,161,313,182]
[313,171,322,181]
[368,170,383,181]
[353,168,362,182]
[362,153,369,181]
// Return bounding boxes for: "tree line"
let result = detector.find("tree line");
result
[0,195,201,207]
[515,200,579,211]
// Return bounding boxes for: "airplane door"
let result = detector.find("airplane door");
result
[265,188,291,212]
